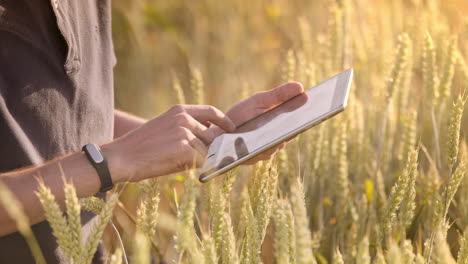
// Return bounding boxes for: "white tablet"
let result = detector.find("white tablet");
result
[199,68,353,182]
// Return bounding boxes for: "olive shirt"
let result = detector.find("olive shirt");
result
[0,0,115,263]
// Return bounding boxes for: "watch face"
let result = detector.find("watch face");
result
[87,145,104,163]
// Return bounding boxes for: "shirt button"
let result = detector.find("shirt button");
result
[54,0,59,8]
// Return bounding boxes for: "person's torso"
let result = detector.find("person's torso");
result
[0,0,115,263]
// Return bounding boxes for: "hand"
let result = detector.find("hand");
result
[105,105,236,182]
[210,82,304,162]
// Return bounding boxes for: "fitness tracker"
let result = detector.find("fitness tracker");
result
[82,143,114,192]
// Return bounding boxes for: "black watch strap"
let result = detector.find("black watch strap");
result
[82,144,114,192]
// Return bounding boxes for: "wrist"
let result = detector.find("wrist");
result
[101,141,130,184]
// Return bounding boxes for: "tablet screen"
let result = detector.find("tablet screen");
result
[200,69,353,182]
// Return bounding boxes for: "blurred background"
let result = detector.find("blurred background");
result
[111,0,465,118]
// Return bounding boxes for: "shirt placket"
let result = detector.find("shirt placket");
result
[50,0,81,74]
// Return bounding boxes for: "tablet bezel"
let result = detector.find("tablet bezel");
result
[199,68,353,183]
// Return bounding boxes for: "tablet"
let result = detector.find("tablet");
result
[199,68,353,182]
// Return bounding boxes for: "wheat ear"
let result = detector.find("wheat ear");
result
[82,193,118,264]
[458,227,468,264]
[381,148,418,241]
[136,178,160,239]
[210,171,237,263]
[423,32,439,105]
[80,196,105,214]
[282,49,296,82]
[385,33,410,102]
[36,180,75,262]
[290,179,316,264]
[438,37,457,101]
[355,236,370,264]
[172,72,186,104]
[174,173,203,261]
[273,199,291,264]
[64,182,82,261]
[447,162,467,208]
[399,148,419,229]
[190,67,204,105]
[375,249,387,264]
[385,242,402,264]
[433,228,456,264]
[447,94,467,170]
[402,240,415,263]
[202,234,217,264]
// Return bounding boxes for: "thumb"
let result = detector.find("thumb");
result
[254,82,304,109]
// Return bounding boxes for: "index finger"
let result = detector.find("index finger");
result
[183,105,236,133]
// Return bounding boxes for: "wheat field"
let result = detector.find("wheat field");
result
[2,0,468,263]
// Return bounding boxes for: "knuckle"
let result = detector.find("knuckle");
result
[171,104,185,114]
[206,105,219,116]
[177,127,192,139]
[175,113,191,126]
[180,139,190,148]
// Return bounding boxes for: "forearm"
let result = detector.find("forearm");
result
[0,110,146,236]
[0,144,123,236]
[114,109,146,138]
